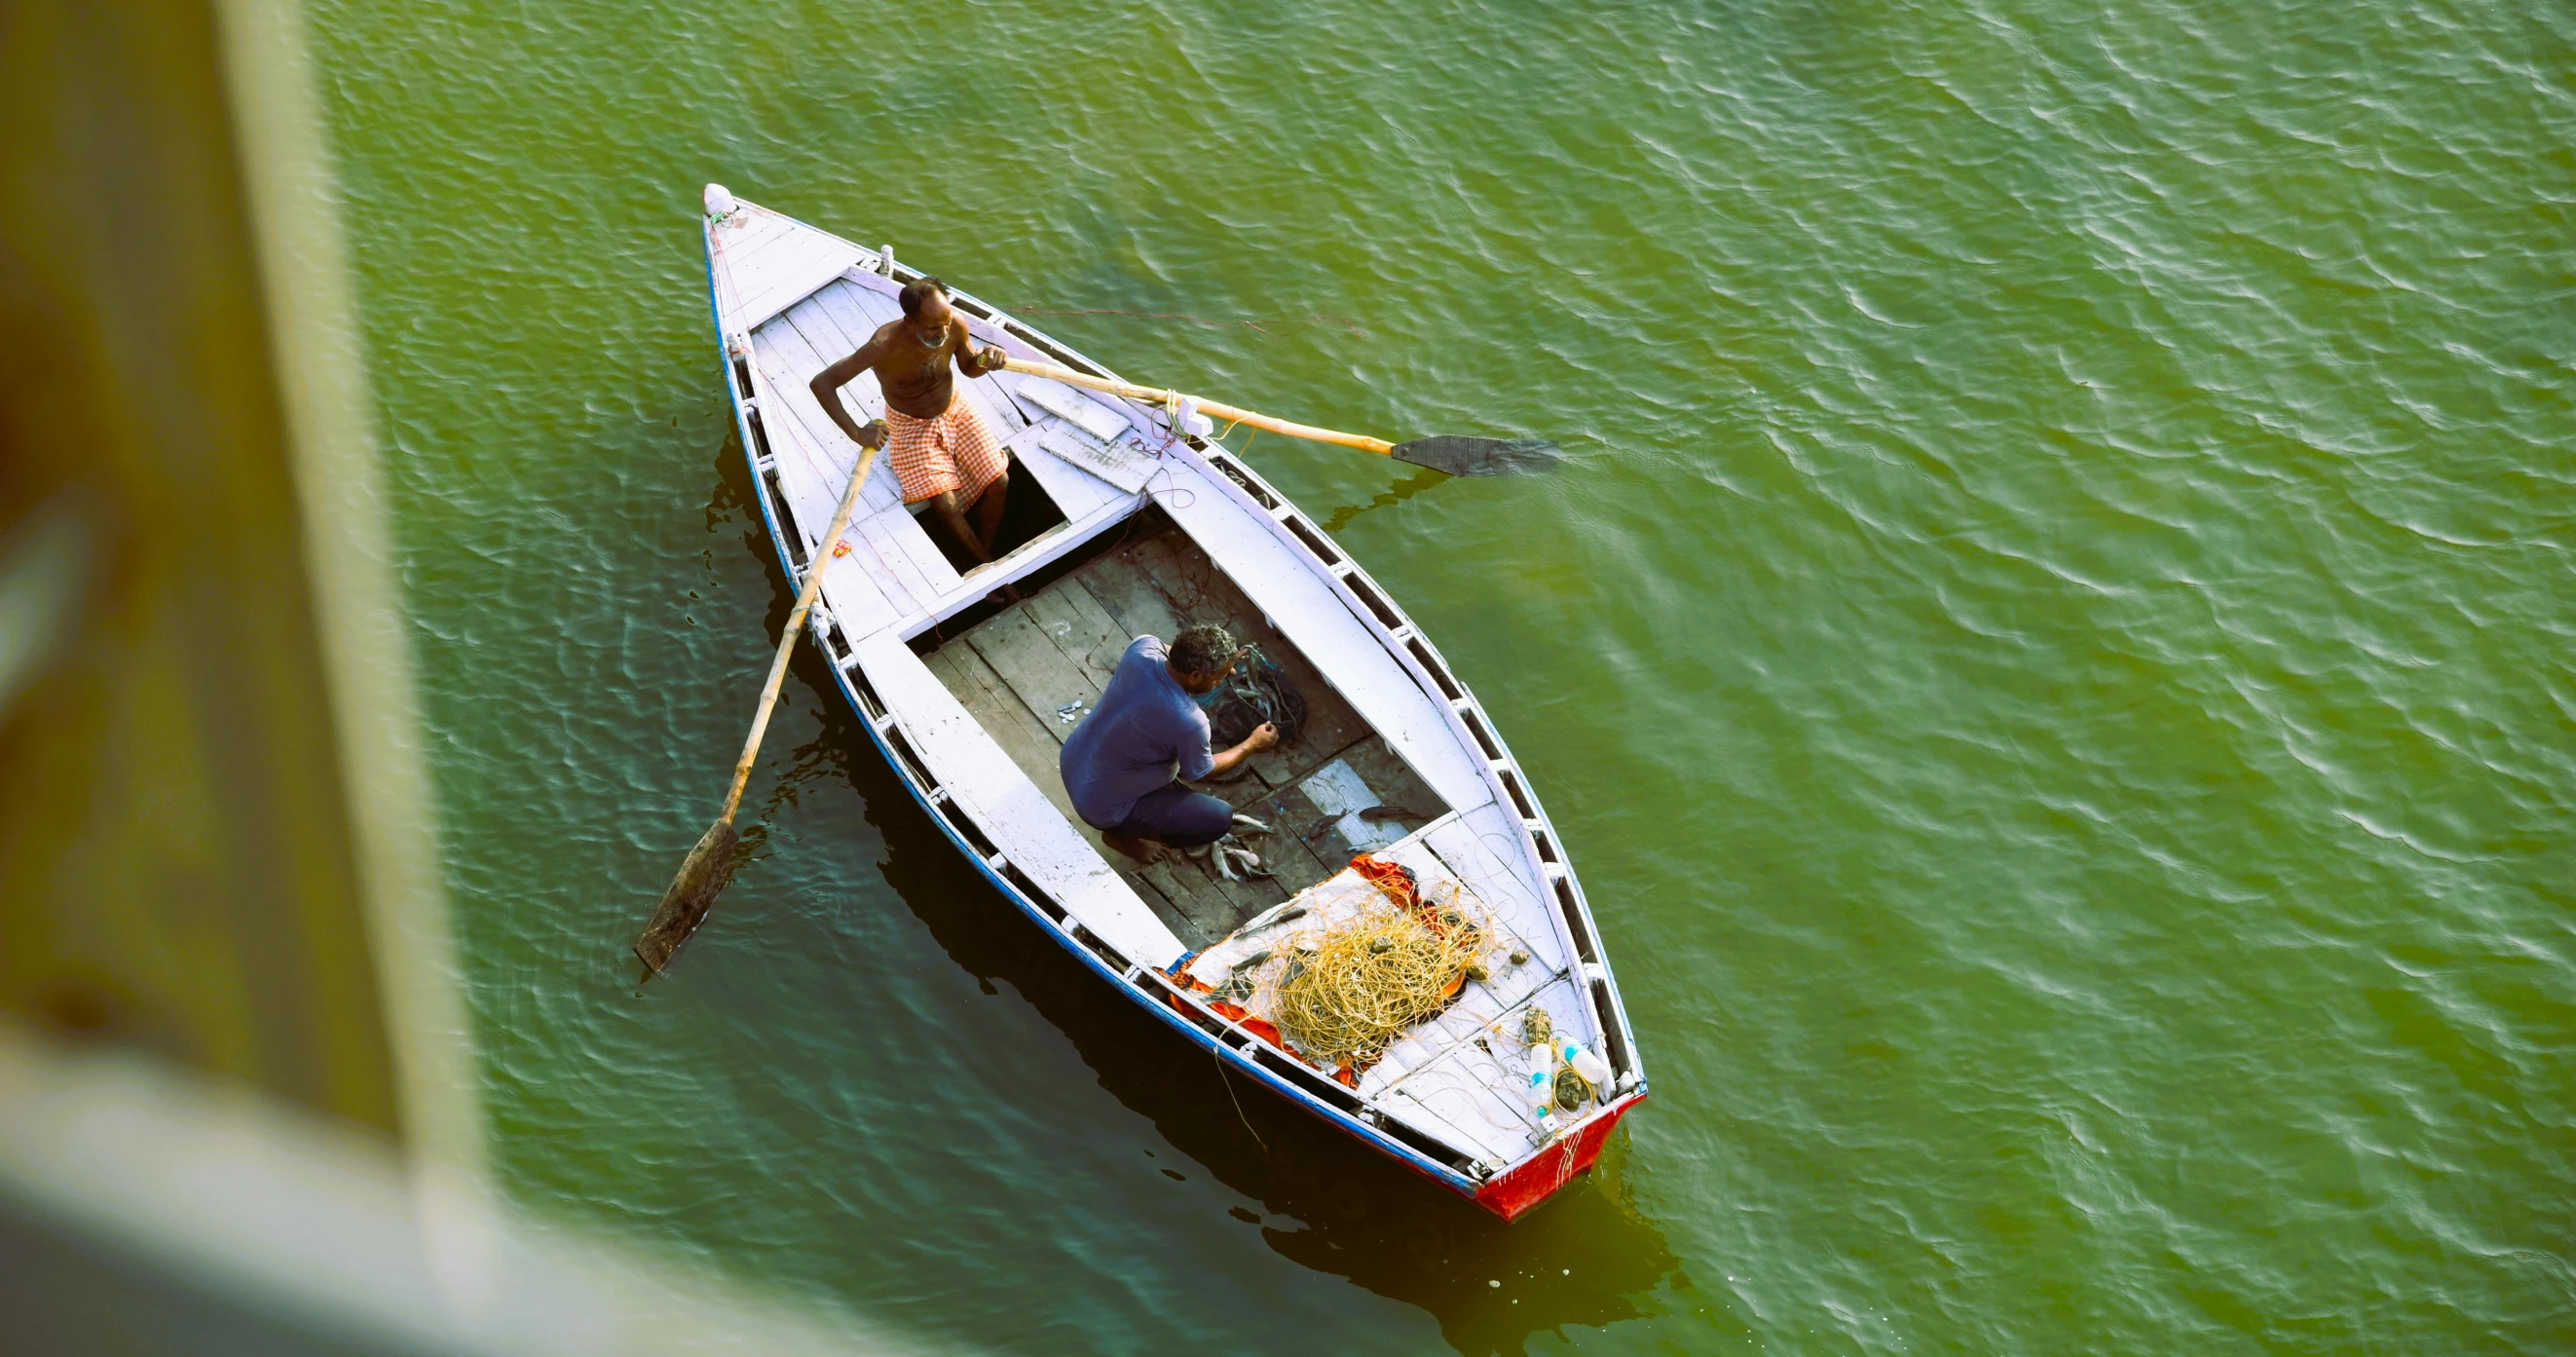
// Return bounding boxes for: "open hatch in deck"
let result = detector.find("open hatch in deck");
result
[914,508,1449,949]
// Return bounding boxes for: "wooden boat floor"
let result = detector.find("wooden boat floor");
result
[922,518,1445,950]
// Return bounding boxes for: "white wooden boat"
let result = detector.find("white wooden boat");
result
[699,187,1645,1220]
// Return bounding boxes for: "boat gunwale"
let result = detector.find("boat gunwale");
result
[699,202,1644,1207]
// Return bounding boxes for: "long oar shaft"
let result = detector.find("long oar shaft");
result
[636,439,880,975]
[1000,357,1395,456]
[720,441,880,822]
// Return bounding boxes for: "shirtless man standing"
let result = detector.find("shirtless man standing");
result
[809,277,1014,563]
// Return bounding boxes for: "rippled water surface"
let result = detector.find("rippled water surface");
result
[310,1,2574,1350]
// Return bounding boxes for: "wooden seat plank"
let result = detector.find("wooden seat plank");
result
[1159,468,1489,812]
[817,549,902,641]
[853,631,1181,968]
[853,516,937,616]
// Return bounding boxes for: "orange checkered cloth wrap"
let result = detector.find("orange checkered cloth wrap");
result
[884,399,1007,506]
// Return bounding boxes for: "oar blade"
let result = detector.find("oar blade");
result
[634,818,742,975]
[1389,435,1561,476]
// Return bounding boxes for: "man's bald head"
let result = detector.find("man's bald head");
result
[897,278,953,348]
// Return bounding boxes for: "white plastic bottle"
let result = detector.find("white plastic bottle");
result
[1555,1039,1613,1090]
[1521,1009,1558,1130]
[1527,1036,1556,1128]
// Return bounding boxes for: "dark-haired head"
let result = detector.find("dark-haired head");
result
[898,277,950,317]
[1168,623,1239,688]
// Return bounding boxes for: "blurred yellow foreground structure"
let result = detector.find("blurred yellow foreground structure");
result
[0,3,910,1351]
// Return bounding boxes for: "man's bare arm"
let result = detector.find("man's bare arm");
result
[952,318,1005,380]
[1207,722,1280,777]
[809,336,889,446]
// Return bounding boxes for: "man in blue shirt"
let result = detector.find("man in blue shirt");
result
[1061,623,1280,862]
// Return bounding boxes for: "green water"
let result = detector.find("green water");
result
[311,1,2574,1350]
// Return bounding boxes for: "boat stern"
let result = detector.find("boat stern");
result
[1472,1090,1645,1222]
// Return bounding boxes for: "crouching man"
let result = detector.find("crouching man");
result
[1060,623,1279,862]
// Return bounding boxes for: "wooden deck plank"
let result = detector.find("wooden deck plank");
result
[749,392,918,629]
[723,212,865,329]
[1111,528,1372,788]
[753,403,840,551]
[1332,736,1444,827]
[951,369,1138,527]
[925,648,1073,819]
[985,389,1130,521]
[1023,580,1132,683]
[927,644,1204,944]
[921,526,1489,952]
[851,631,1182,968]
[965,606,1107,746]
[822,273,905,327]
[752,329,903,517]
[1386,1060,1541,1163]
[1372,976,1584,1144]
[1034,532,1391,906]
[1070,541,1188,643]
[953,374,1028,439]
[1136,856,1237,946]
[796,283,872,356]
[780,297,865,383]
[1382,833,1552,1012]
[742,339,855,528]
[709,209,795,265]
[963,367,1032,435]
[952,572,1293,940]
[1210,785,1342,898]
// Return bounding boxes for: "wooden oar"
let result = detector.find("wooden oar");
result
[634,441,880,976]
[997,357,1558,476]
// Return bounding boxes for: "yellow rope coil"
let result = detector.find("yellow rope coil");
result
[1267,884,1489,1069]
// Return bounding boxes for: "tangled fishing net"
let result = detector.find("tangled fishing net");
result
[1272,875,1487,1070]
[1204,643,1307,746]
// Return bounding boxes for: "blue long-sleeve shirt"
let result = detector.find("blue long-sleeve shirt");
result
[1060,636,1215,828]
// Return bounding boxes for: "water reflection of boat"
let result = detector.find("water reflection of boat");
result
[700,188,1643,1219]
